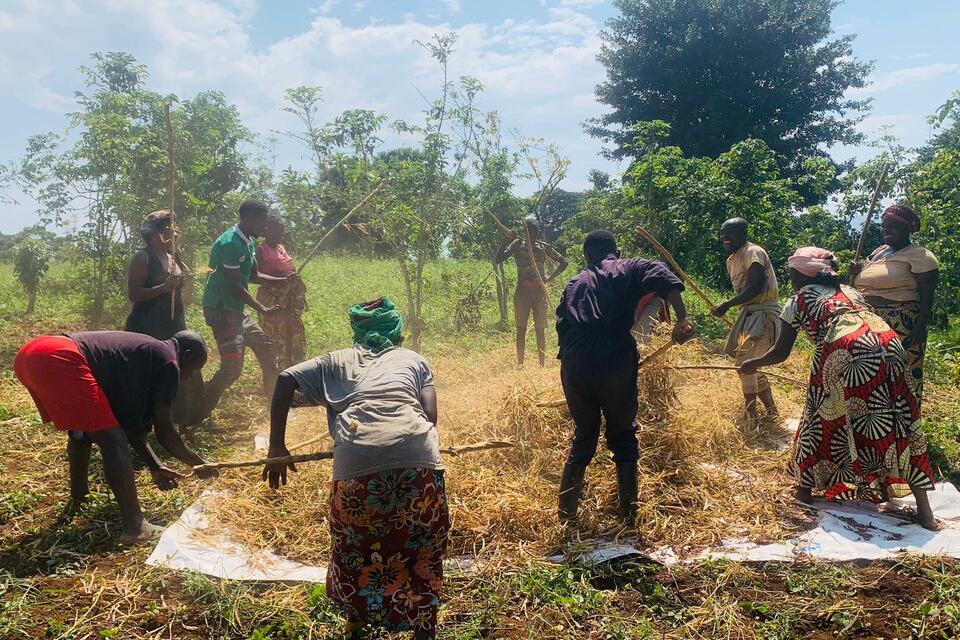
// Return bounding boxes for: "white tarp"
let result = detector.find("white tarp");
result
[697,482,960,562]
[146,490,328,582]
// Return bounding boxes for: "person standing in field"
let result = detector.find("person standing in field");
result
[263,298,448,640]
[255,217,307,370]
[851,204,938,407]
[125,210,205,425]
[712,218,781,423]
[201,200,289,417]
[555,230,693,524]
[495,218,569,367]
[740,247,937,529]
[633,291,670,344]
[13,330,219,545]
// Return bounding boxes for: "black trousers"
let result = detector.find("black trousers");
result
[561,351,640,466]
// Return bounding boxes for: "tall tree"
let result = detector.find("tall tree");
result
[589,0,871,195]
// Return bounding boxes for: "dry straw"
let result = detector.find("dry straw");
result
[203,338,808,568]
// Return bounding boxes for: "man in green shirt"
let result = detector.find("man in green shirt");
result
[202,200,291,416]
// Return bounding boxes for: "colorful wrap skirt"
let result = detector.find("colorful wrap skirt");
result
[256,281,307,370]
[871,299,926,404]
[327,467,449,632]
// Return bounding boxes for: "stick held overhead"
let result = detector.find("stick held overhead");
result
[854,161,892,263]
[298,180,388,272]
[164,102,178,320]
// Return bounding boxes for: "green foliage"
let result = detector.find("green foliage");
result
[590,0,871,197]
[12,238,50,290]
[566,124,802,288]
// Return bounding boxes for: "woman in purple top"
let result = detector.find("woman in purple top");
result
[555,230,694,525]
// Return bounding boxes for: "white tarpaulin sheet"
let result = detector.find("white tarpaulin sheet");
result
[146,490,328,582]
[697,482,960,562]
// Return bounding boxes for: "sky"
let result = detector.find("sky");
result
[0,0,958,233]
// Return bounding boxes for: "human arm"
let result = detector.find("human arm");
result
[421,385,438,428]
[665,287,695,344]
[495,233,518,265]
[223,267,279,314]
[713,262,765,317]
[152,401,218,479]
[910,269,938,348]
[739,320,797,373]
[250,259,291,285]
[543,244,569,283]
[124,425,191,490]
[263,371,301,488]
[127,251,179,303]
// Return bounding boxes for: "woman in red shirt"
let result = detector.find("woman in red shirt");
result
[255,218,308,368]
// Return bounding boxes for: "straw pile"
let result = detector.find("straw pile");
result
[202,336,810,567]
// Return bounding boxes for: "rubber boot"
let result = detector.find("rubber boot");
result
[616,461,638,523]
[558,463,587,524]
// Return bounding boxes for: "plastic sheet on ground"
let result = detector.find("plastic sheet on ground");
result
[695,482,960,562]
[146,490,328,582]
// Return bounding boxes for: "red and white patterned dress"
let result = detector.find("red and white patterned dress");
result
[783,284,934,500]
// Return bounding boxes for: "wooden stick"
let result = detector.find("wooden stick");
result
[164,103,178,320]
[636,227,733,328]
[482,206,513,235]
[669,364,805,385]
[854,161,892,263]
[288,434,325,452]
[638,339,675,369]
[192,440,515,474]
[298,180,387,272]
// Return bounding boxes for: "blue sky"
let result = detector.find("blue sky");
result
[1,0,958,233]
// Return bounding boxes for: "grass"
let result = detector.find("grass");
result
[1,254,960,638]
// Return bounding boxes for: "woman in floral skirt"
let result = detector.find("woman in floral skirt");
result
[262,297,448,638]
[740,247,937,530]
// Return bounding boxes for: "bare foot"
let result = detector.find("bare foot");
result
[118,520,164,546]
[795,487,813,504]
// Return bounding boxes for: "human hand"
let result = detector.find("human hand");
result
[151,466,188,491]
[849,261,864,278]
[672,318,695,345]
[711,302,729,318]
[263,304,283,315]
[505,230,517,241]
[262,447,297,489]
[738,360,759,376]
[160,275,180,293]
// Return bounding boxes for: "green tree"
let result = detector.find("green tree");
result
[13,237,50,314]
[589,0,871,197]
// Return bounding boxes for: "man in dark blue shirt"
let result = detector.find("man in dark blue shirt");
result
[555,230,694,524]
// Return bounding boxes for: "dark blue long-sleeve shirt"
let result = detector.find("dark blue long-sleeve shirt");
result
[556,255,684,361]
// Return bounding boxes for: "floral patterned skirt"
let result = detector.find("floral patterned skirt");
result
[327,468,449,632]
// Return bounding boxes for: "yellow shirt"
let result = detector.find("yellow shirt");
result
[726,241,779,306]
[854,244,938,302]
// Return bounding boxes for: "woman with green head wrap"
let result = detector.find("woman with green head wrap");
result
[263,297,448,639]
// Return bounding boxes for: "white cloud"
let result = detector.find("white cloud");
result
[313,0,340,14]
[851,63,960,96]
[440,0,462,13]
[559,0,606,8]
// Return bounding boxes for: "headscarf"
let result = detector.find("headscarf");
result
[140,210,174,244]
[882,204,921,233]
[787,247,839,278]
[349,297,404,351]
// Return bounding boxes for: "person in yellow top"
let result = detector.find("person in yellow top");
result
[712,218,781,423]
[851,204,939,405]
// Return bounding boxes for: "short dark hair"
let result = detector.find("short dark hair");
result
[172,330,208,369]
[238,200,269,219]
[583,230,617,261]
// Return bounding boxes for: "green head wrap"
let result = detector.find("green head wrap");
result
[349,297,404,351]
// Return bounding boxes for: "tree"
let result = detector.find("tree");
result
[13,238,50,314]
[18,53,254,324]
[589,0,871,195]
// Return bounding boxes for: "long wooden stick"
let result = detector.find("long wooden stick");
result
[164,103,178,319]
[638,339,675,369]
[854,161,892,263]
[522,220,550,302]
[669,364,805,385]
[298,180,387,272]
[482,206,513,235]
[192,440,514,474]
[636,227,733,328]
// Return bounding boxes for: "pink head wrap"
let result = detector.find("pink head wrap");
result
[787,246,838,278]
